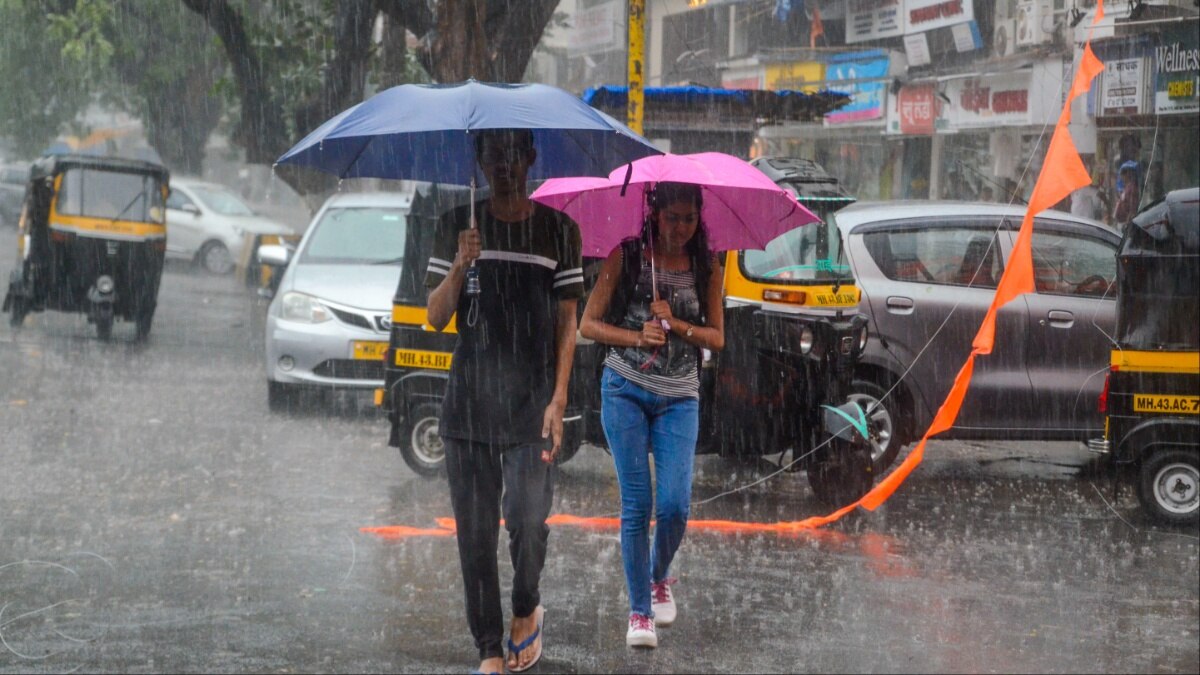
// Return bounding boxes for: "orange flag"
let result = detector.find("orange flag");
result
[809,4,824,49]
[843,2,1108,518]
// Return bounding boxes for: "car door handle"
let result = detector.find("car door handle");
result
[1043,310,1074,328]
[886,296,914,314]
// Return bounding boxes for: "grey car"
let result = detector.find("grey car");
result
[264,191,412,410]
[832,201,1120,472]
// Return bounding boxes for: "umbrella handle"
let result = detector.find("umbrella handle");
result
[466,179,481,296]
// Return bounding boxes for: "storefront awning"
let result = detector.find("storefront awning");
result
[583,85,852,123]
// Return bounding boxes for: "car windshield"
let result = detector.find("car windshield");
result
[56,167,165,223]
[300,206,408,265]
[741,187,850,283]
[189,185,255,216]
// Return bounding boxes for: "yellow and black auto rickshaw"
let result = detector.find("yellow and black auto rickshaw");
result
[379,161,873,507]
[2,154,169,340]
[1090,187,1199,525]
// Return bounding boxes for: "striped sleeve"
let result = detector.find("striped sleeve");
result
[424,208,461,289]
[553,214,585,300]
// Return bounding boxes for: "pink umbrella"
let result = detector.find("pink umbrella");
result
[531,152,820,258]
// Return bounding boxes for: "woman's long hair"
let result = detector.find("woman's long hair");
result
[644,181,712,283]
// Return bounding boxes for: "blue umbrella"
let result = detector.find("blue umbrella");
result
[275,80,662,184]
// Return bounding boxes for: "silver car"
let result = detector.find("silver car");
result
[264,191,412,410]
[833,201,1121,472]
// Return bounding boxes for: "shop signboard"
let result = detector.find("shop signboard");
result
[942,71,1032,129]
[825,53,889,124]
[905,0,973,35]
[1154,25,1199,115]
[570,0,622,57]
[846,0,905,44]
[888,84,939,135]
[765,61,824,93]
[1101,57,1148,116]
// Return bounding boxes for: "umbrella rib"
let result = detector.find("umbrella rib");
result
[338,137,375,181]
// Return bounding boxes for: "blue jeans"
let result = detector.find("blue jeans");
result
[600,367,699,617]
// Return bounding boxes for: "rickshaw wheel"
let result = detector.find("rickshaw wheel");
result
[135,308,155,340]
[807,440,874,508]
[1137,449,1199,525]
[399,402,446,477]
[95,314,113,340]
[8,300,27,328]
[849,379,903,474]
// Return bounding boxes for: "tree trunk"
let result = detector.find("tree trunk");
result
[180,0,288,164]
[486,0,560,82]
[428,0,489,81]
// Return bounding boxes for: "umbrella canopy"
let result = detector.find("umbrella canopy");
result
[275,80,662,184]
[530,152,821,257]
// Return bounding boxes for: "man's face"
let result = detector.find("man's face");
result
[476,134,535,196]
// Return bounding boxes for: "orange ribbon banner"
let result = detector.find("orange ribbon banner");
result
[364,4,1109,539]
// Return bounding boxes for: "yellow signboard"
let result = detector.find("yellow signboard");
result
[765,61,824,93]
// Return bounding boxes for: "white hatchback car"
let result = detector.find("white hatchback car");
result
[165,178,296,274]
[263,191,413,410]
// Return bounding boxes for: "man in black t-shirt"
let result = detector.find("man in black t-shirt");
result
[425,129,583,674]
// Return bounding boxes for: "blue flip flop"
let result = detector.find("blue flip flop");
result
[506,606,545,673]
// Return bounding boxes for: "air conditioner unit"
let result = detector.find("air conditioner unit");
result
[993,19,1017,58]
[1015,0,1051,47]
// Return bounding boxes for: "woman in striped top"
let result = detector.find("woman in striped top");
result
[579,182,725,648]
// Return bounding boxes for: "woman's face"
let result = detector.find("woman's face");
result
[656,200,699,254]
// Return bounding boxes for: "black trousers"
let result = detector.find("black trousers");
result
[443,437,554,660]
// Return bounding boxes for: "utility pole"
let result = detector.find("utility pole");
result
[627,0,645,135]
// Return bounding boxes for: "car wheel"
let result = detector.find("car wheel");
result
[399,402,445,477]
[1137,449,1199,525]
[849,379,904,475]
[268,380,302,413]
[807,438,874,508]
[199,240,234,275]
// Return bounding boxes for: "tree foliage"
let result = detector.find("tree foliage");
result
[0,0,562,176]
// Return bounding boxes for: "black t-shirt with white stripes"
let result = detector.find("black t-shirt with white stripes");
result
[425,200,583,445]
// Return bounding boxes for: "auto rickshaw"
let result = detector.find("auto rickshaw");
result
[2,154,169,340]
[379,162,874,507]
[1090,187,1199,525]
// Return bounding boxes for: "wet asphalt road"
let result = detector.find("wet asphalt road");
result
[0,252,1197,674]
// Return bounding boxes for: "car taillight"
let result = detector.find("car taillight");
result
[1098,368,1113,414]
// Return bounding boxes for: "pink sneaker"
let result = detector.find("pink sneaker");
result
[626,613,657,648]
[651,577,677,627]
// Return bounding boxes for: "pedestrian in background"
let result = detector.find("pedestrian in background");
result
[1113,161,1141,225]
[579,182,725,649]
[425,129,584,675]
[1071,167,1109,224]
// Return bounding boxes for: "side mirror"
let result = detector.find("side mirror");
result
[181,203,201,216]
[257,244,290,267]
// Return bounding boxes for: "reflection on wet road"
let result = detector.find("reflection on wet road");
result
[1,257,1196,673]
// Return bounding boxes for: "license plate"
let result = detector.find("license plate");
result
[352,341,388,360]
[394,348,452,370]
[811,292,858,306]
[1133,395,1200,414]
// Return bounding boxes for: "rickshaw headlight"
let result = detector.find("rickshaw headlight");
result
[96,276,115,294]
[858,325,868,352]
[280,291,331,323]
[799,326,814,354]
